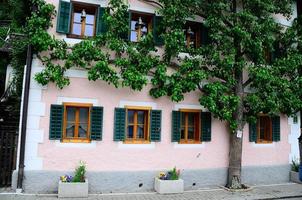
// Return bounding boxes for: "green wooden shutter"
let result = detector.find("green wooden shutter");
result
[201,112,212,141]
[96,7,108,35]
[249,122,257,142]
[172,111,181,142]
[120,11,131,40]
[201,24,209,45]
[114,108,126,141]
[272,116,280,141]
[150,110,162,141]
[49,105,64,140]
[56,0,71,34]
[90,106,103,140]
[153,16,164,46]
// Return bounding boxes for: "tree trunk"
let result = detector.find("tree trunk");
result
[226,0,245,189]
[227,68,244,189]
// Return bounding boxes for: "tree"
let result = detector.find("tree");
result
[32,0,302,189]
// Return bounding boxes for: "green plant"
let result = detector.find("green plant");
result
[159,167,180,180]
[169,167,180,180]
[72,161,86,182]
[292,159,299,172]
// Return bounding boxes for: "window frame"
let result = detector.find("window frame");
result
[130,11,153,43]
[62,102,92,143]
[124,106,151,144]
[68,2,98,39]
[256,114,273,144]
[184,21,201,49]
[179,109,201,144]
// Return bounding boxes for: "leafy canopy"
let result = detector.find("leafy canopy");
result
[24,0,302,131]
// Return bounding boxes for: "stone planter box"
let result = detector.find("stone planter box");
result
[154,177,184,194]
[290,171,302,184]
[58,179,88,198]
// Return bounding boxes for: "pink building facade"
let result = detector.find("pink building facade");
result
[12,0,301,193]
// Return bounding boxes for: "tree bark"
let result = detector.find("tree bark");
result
[227,1,244,188]
[226,68,244,189]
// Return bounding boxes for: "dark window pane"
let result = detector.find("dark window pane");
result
[79,108,88,123]
[78,123,87,138]
[188,113,194,126]
[181,112,186,126]
[188,127,194,140]
[128,110,134,124]
[137,111,145,124]
[67,107,76,121]
[127,125,134,138]
[66,123,75,137]
[137,125,144,139]
[181,128,185,139]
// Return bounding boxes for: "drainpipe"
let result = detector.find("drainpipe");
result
[16,44,32,192]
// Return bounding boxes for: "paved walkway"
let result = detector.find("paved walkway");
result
[0,183,302,200]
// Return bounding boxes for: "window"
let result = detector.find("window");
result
[180,110,201,143]
[257,115,272,143]
[298,0,302,16]
[125,107,150,143]
[63,103,92,142]
[184,22,201,48]
[69,3,97,38]
[130,12,153,42]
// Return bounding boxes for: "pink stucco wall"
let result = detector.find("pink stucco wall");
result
[33,0,291,172]
[37,78,290,171]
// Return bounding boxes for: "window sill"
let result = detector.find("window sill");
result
[54,140,97,148]
[117,141,155,149]
[62,139,91,143]
[179,140,201,144]
[252,142,275,148]
[173,142,205,149]
[256,140,273,144]
[123,140,151,144]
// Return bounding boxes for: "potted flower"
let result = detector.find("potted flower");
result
[58,161,89,198]
[290,159,301,184]
[154,167,184,194]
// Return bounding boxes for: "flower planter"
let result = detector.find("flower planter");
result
[58,179,88,198]
[154,177,184,194]
[290,171,302,184]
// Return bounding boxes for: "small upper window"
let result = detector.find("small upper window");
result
[298,0,302,16]
[180,110,200,143]
[70,3,97,38]
[130,12,153,42]
[126,107,150,143]
[184,22,201,48]
[63,103,92,142]
[257,115,272,143]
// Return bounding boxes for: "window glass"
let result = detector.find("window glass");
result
[70,4,96,38]
[66,122,75,137]
[180,111,200,143]
[130,13,152,42]
[128,110,134,124]
[85,25,94,36]
[184,22,200,48]
[126,109,149,142]
[257,115,272,142]
[64,104,91,141]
